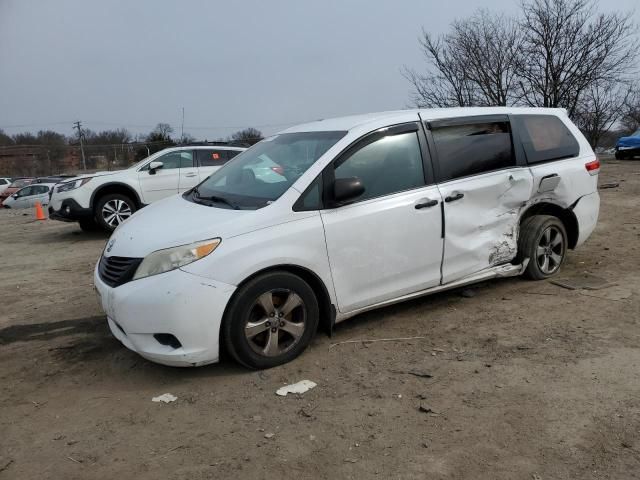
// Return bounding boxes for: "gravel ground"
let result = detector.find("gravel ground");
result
[1,158,639,479]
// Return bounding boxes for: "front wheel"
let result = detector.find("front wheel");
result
[94,194,136,232]
[222,271,319,369]
[517,215,568,280]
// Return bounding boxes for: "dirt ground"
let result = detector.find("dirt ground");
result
[1,159,639,480]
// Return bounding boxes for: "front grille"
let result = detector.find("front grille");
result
[98,255,143,287]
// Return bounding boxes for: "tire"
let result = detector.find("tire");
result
[615,151,622,160]
[94,193,136,232]
[222,271,319,369]
[517,215,568,280]
[79,218,99,232]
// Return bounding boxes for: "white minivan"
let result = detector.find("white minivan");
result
[94,108,600,369]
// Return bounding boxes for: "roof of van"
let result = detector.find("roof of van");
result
[281,107,569,134]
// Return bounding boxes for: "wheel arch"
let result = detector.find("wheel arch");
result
[224,264,336,337]
[90,182,143,210]
[519,201,579,249]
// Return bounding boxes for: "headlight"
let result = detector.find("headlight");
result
[132,238,221,281]
[57,177,92,193]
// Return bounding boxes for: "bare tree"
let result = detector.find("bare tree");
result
[151,123,174,141]
[517,0,638,116]
[0,129,13,146]
[573,80,632,147]
[404,11,522,107]
[620,89,640,134]
[228,127,263,146]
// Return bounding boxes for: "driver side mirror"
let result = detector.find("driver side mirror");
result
[333,177,365,206]
[148,161,164,175]
[12,194,18,199]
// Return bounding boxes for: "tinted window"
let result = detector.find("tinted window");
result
[34,185,50,194]
[335,131,424,202]
[431,122,514,182]
[514,115,579,164]
[17,186,34,197]
[197,149,229,167]
[0,179,7,185]
[227,150,242,160]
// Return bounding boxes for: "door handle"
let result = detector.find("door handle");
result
[444,192,464,203]
[415,199,439,209]
[184,173,197,177]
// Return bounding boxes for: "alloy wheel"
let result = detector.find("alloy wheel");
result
[101,199,132,227]
[536,226,564,274]
[244,289,307,357]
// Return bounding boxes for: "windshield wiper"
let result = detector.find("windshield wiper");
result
[203,194,239,210]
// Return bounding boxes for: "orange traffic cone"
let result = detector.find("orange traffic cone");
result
[35,201,46,221]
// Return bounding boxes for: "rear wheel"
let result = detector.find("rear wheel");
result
[518,215,568,280]
[222,271,319,369]
[94,193,136,232]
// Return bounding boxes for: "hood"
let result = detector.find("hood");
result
[66,170,125,182]
[106,194,288,258]
[617,136,640,148]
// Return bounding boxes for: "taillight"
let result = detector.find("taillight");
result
[585,159,600,175]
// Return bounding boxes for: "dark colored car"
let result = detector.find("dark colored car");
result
[615,129,640,159]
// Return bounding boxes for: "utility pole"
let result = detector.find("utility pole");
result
[73,121,87,170]
[180,107,185,143]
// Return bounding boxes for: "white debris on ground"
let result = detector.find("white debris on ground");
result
[152,393,177,403]
[275,380,317,396]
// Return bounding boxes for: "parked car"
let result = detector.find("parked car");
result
[48,145,245,232]
[2,183,56,209]
[94,107,600,369]
[0,178,35,206]
[0,177,13,196]
[615,129,640,159]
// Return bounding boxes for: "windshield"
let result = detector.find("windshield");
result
[190,131,346,209]
[10,179,32,188]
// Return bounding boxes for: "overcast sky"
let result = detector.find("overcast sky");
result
[1,0,637,140]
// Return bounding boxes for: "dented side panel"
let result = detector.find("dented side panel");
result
[438,168,534,284]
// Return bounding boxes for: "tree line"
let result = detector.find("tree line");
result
[0,124,264,170]
[404,0,640,147]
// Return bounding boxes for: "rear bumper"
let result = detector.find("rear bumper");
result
[48,198,93,222]
[573,191,600,247]
[94,264,236,367]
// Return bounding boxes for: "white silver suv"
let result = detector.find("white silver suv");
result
[49,145,245,231]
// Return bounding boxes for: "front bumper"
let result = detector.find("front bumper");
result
[616,146,640,156]
[94,264,236,367]
[48,198,93,222]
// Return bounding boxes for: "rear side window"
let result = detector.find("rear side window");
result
[0,179,7,185]
[431,121,515,182]
[513,115,579,164]
[197,149,230,167]
[334,131,425,202]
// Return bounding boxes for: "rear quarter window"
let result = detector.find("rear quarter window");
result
[513,115,580,164]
